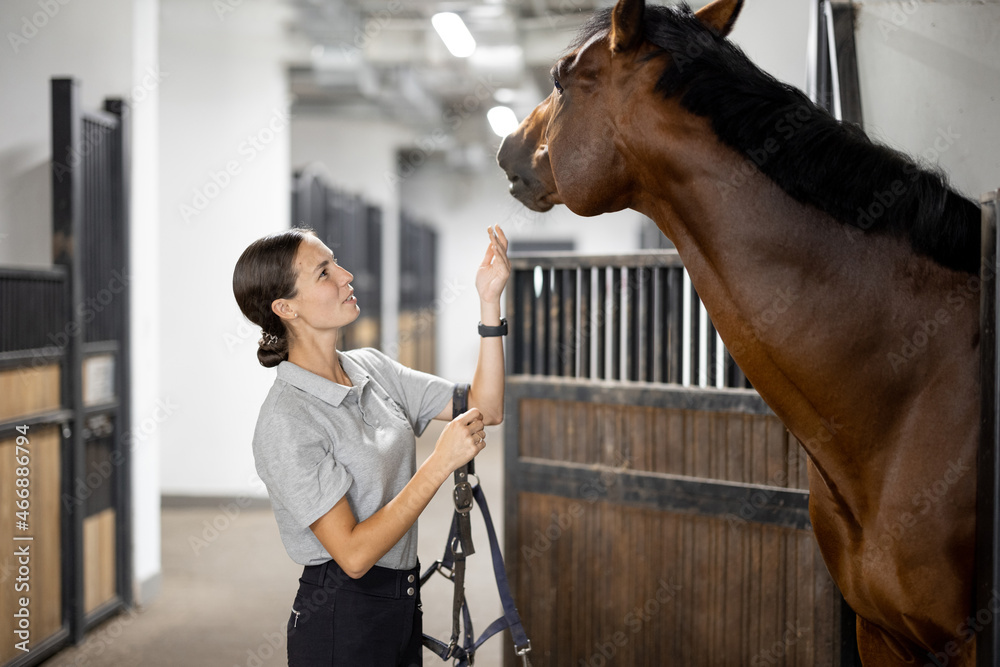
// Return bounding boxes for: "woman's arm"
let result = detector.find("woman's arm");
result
[467,225,510,425]
[309,408,485,579]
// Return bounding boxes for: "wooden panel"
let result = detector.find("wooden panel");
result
[513,492,841,666]
[519,397,807,491]
[0,426,63,663]
[83,508,116,614]
[0,364,60,422]
[397,310,435,374]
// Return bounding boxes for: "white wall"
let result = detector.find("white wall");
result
[727,0,811,91]
[0,0,163,602]
[854,0,1000,200]
[0,0,133,267]
[157,0,293,497]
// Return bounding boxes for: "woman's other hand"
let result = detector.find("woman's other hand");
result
[475,225,510,306]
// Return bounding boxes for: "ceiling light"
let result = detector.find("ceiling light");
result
[487,106,519,137]
[431,12,476,58]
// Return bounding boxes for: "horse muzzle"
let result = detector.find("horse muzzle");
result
[497,136,560,212]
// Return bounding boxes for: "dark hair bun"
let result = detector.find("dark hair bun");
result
[257,333,289,368]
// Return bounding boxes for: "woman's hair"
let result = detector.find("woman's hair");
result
[233,227,315,367]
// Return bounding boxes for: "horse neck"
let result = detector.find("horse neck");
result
[631,135,979,514]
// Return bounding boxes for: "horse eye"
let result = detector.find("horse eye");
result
[553,77,563,94]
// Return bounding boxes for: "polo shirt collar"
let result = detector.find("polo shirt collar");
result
[276,356,369,408]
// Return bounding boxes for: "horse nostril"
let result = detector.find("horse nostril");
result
[510,174,520,184]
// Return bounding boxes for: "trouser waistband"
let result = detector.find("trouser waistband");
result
[300,559,420,600]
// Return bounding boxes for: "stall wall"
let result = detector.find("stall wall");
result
[0,0,163,603]
[854,0,1000,199]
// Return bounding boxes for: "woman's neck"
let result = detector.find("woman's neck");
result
[287,331,352,386]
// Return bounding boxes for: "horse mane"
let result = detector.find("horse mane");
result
[575,4,981,274]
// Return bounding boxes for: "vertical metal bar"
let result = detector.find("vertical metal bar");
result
[562,268,575,377]
[105,97,133,609]
[596,267,606,380]
[609,267,621,381]
[698,299,709,388]
[533,266,547,376]
[580,267,591,379]
[681,269,692,386]
[52,77,85,643]
[978,188,1000,667]
[548,268,558,376]
[667,267,682,385]
[574,268,582,378]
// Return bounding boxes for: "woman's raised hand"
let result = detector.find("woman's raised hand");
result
[432,408,486,476]
[475,225,510,306]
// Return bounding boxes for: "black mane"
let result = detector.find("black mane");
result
[575,4,980,274]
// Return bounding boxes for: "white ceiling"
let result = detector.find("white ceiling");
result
[286,0,616,152]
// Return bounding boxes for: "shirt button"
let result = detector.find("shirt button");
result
[407,574,415,583]
[407,587,415,596]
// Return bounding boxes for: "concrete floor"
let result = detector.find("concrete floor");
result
[40,421,506,667]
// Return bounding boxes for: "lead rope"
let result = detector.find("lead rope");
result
[421,383,532,667]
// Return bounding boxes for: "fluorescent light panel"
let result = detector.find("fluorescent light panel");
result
[487,106,518,137]
[431,12,476,58]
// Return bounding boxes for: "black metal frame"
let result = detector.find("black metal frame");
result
[978,188,999,666]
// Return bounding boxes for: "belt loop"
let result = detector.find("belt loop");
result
[319,559,330,587]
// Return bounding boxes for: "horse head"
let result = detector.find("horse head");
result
[496,0,744,218]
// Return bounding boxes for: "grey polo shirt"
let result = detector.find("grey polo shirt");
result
[252,347,453,568]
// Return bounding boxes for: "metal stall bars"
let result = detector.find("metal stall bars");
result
[291,169,383,351]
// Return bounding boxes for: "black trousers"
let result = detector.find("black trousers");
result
[287,559,422,667]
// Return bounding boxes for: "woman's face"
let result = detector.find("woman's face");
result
[281,234,360,332]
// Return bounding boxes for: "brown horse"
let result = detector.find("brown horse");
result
[497,0,983,664]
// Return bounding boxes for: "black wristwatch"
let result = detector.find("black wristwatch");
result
[478,318,508,337]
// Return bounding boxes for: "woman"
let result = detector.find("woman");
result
[232,224,510,666]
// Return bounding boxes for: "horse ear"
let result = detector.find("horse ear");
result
[610,0,645,52]
[694,0,744,37]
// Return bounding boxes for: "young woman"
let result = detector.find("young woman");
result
[232,225,509,666]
